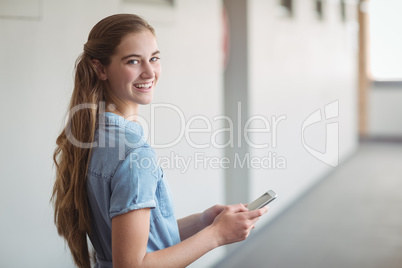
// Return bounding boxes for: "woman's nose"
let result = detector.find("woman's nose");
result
[141,62,155,79]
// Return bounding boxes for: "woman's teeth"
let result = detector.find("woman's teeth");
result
[134,82,152,89]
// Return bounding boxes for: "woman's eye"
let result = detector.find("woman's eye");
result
[128,59,139,65]
[150,57,160,62]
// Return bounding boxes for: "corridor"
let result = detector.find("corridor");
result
[215,142,402,268]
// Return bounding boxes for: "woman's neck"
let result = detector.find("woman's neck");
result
[106,103,139,122]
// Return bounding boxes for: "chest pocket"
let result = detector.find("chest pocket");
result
[156,168,175,218]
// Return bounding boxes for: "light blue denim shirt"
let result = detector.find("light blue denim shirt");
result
[86,112,180,268]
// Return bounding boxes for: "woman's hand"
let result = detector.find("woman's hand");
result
[200,204,226,228]
[209,203,268,246]
[179,203,268,245]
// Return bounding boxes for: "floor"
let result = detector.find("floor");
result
[214,142,402,268]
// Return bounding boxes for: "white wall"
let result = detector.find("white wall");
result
[369,84,402,136]
[0,1,106,267]
[247,0,358,224]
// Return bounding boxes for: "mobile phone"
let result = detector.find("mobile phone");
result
[247,190,277,210]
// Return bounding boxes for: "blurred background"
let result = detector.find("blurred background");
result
[0,0,401,267]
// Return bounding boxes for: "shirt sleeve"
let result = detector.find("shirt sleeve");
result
[109,147,160,218]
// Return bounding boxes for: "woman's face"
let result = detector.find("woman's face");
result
[104,30,161,112]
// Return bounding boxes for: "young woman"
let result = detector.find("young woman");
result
[52,14,268,268]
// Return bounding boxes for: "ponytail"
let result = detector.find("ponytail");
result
[52,53,101,268]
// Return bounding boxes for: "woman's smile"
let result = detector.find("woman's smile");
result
[133,81,154,92]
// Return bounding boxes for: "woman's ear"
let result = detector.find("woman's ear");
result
[91,59,107,80]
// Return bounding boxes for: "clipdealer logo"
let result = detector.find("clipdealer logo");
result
[65,101,340,170]
[301,100,339,167]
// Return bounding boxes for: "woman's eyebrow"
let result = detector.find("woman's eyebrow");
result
[121,50,160,61]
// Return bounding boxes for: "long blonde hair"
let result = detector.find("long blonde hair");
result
[51,14,155,268]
